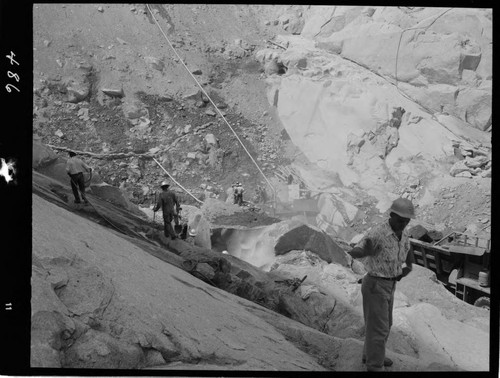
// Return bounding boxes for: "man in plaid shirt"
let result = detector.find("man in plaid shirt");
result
[348,198,416,371]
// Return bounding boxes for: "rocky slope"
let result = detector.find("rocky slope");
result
[31,185,489,371]
[31,4,492,372]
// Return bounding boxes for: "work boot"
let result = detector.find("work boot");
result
[362,356,393,367]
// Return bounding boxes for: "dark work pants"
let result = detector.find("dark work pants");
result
[234,194,243,205]
[361,274,396,372]
[163,213,177,239]
[69,172,87,203]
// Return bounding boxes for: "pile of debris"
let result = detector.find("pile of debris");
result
[449,140,491,179]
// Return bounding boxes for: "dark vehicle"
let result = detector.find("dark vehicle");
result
[410,231,490,309]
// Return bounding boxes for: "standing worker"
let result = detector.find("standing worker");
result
[65,151,92,204]
[234,182,244,206]
[153,181,181,240]
[348,198,415,372]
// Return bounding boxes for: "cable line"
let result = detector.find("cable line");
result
[152,157,204,204]
[146,4,276,215]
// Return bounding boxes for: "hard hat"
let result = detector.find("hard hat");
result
[160,180,170,187]
[389,198,415,219]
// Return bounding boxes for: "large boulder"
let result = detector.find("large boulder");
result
[275,224,349,266]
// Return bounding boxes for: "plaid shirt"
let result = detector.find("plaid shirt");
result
[355,220,410,278]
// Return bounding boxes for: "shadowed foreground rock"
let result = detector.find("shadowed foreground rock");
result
[33,190,462,371]
[31,193,328,370]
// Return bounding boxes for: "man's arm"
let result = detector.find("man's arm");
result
[82,159,92,172]
[152,195,161,212]
[348,238,379,259]
[174,194,181,212]
[405,245,414,270]
[397,245,414,281]
[66,159,72,175]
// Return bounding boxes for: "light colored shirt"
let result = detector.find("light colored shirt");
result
[355,220,410,278]
[66,156,90,175]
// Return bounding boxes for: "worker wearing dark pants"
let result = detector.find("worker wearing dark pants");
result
[361,274,396,371]
[234,182,244,206]
[153,180,181,240]
[348,198,415,372]
[66,151,91,204]
[162,213,177,240]
[69,172,88,204]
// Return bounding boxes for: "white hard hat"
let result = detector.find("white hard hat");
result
[160,180,170,187]
[389,198,415,219]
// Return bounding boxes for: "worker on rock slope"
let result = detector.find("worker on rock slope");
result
[153,181,181,240]
[348,197,415,372]
[65,151,92,204]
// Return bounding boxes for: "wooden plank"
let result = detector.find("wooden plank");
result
[456,277,490,295]
[455,283,464,300]
[444,245,486,256]
[419,245,428,268]
[433,250,442,275]
[410,239,451,255]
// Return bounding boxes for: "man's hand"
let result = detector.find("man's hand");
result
[396,266,412,281]
[364,238,379,256]
[349,237,379,259]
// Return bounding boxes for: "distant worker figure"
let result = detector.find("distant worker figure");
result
[153,181,181,240]
[65,151,92,204]
[348,198,415,372]
[233,182,244,206]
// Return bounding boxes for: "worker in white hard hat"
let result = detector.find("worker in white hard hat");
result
[347,197,416,372]
[153,180,181,240]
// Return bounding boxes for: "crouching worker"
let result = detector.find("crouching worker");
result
[348,198,415,372]
[153,181,181,240]
[66,151,92,204]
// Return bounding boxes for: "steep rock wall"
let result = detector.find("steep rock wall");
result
[307,6,492,131]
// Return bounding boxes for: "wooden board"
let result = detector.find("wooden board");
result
[439,245,486,256]
[456,277,490,295]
